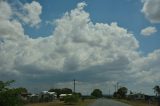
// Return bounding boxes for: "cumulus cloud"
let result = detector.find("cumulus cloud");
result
[130,49,160,85]
[140,26,157,36]
[0,1,25,41]
[142,0,160,23]
[0,1,160,94]
[0,1,12,19]
[15,1,42,27]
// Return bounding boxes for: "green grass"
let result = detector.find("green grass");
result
[25,99,95,106]
[116,99,157,106]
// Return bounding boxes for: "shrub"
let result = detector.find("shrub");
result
[0,80,25,106]
[64,94,79,104]
[0,89,23,106]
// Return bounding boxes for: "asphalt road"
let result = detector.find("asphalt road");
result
[89,99,132,106]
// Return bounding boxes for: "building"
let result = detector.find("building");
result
[128,93,145,100]
[59,94,72,101]
[39,91,57,102]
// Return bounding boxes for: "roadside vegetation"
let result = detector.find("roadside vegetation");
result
[113,85,160,106]
[2,79,160,106]
[0,80,97,106]
[0,80,27,106]
[25,99,95,106]
[117,99,157,106]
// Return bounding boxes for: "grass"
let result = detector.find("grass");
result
[116,99,157,106]
[25,99,95,106]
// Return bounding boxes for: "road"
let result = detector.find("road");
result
[89,99,132,106]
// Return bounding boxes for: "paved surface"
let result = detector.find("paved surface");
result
[89,99,132,106]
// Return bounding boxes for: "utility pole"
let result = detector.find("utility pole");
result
[114,85,116,92]
[117,82,119,91]
[109,87,110,96]
[73,79,76,93]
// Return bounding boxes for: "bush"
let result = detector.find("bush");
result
[0,80,25,106]
[0,89,24,106]
[64,94,79,104]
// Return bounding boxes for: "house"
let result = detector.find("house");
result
[20,92,30,101]
[48,91,57,99]
[39,91,57,102]
[59,94,72,101]
[28,94,39,103]
[128,93,145,100]
[134,93,145,100]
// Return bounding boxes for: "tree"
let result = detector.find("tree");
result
[0,80,15,91]
[153,85,160,106]
[61,88,72,94]
[0,80,24,106]
[129,90,133,95]
[15,87,28,93]
[91,89,103,98]
[73,92,82,97]
[153,85,160,96]
[0,89,24,106]
[116,87,128,99]
[113,91,118,98]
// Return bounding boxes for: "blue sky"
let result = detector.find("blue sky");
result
[0,0,160,95]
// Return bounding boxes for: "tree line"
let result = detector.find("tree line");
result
[1,79,160,106]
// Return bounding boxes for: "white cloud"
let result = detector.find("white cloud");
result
[140,26,157,36]
[0,1,160,94]
[16,1,42,27]
[0,1,138,80]
[0,1,12,19]
[77,2,87,10]
[0,1,25,41]
[130,49,160,85]
[142,0,160,23]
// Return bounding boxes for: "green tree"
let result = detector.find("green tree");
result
[0,80,24,106]
[15,87,28,93]
[73,92,82,97]
[91,89,103,98]
[61,88,72,94]
[153,85,160,106]
[113,91,118,98]
[0,80,15,91]
[117,87,128,99]
[153,85,160,96]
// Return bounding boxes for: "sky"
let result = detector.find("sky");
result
[0,0,160,95]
